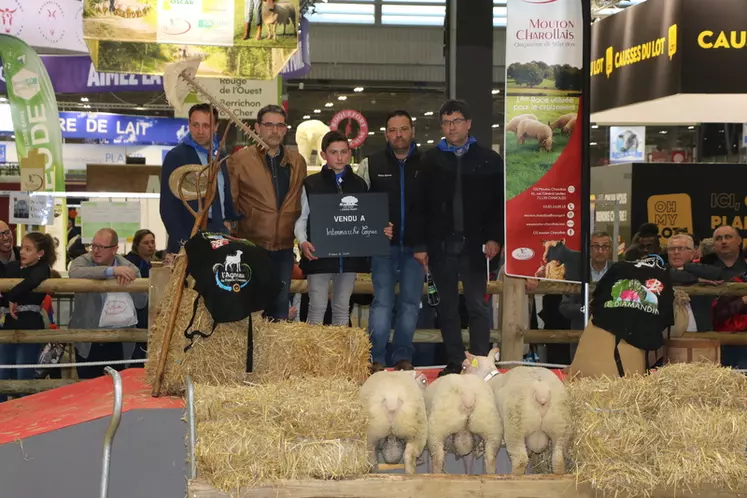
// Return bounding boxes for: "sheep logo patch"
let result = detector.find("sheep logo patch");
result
[212,250,252,292]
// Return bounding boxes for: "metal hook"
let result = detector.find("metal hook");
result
[186,375,197,480]
[100,367,123,498]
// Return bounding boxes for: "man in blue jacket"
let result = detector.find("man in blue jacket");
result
[160,104,240,254]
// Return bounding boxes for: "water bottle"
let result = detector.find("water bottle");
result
[426,270,440,307]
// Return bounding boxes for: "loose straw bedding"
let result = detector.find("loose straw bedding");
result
[567,363,747,497]
[194,377,370,492]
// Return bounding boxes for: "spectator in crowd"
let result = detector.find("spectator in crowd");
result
[666,233,723,332]
[691,226,745,332]
[125,229,157,364]
[161,103,240,254]
[411,99,504,377]
[294,131,389,325]
[0,232,56,402]
[69,228,147,379]
[0,220,20,271]
[633,223,662,256]
[711,271,747,369]
[559,231,614,331]
[228,104,307,321]
[698,237,715,259]
[356,110,424,372]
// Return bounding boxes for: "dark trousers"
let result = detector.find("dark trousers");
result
[429,252,491,365]
[76,343,124,380]
[263,248,295,321]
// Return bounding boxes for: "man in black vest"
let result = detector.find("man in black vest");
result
[294,131,389,326]
[411,100,504,377]
[357,110,424,372]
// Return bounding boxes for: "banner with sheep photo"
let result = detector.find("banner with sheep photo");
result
[82,0,299,79]
[503,0,583,283]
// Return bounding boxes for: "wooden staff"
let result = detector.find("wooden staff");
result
[150,118,231,397]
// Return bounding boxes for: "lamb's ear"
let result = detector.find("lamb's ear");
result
[489,347,501,364]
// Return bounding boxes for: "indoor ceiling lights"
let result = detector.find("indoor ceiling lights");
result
[325,102,333,107]
[424,111,433,116]
[353,87,364,92]
[337,95,347,101]
[80,97,89,102]
[303,115,311,119]
[491,89,500,95]
[313,109,321,113]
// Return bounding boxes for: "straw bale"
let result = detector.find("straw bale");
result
[566,363,747,497]
[655,404,747,492]
[194,377,370,491]
[249,321,371,385]
[146,255,253,395]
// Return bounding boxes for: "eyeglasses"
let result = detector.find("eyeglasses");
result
[260,122,288,130]
[441,118,466,128]
[90,244,117,251]
[666,246,693,253]
[591,244,611,251]
[0,230,11,238]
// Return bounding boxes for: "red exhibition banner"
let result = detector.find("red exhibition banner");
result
[503,0,583,283]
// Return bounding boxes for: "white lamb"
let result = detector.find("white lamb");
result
[358,370,429,474]
[425,373,502,474]
[462,348,570,475]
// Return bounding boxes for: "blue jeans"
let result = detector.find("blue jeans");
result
[369,246,425,365]
[264,248,295,321]
[0,343,42,403]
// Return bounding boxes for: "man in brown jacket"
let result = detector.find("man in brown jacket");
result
[228,104,307,321]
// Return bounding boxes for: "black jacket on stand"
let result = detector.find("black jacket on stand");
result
[364,144,423,247]
[300,166,370,275]
[410,142,504,272]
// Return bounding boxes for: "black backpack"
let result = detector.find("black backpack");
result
[181,231,282,371]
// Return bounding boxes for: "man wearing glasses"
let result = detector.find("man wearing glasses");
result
[560,231,614,331]
[411,99,504,377]
[69,228,147,379]
[0,221,20,270]
[160,103,240,255]
[228,104,307,321]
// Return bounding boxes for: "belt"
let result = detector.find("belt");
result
[1,305,41,313]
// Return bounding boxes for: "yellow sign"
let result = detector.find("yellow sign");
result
[591,24,678,78]
[646,193,693,247]
[697,30,747,49]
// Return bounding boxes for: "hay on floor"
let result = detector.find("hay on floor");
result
[567,362,747,497]
[249,321,371,385]
[194,377,369,491]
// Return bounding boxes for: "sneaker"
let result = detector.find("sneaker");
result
[393,360,414,371]
[437,362,463,377]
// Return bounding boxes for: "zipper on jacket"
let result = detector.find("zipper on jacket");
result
[337,172,344,274]
[399,160,406,249]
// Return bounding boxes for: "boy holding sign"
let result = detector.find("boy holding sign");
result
[294,131,392,325]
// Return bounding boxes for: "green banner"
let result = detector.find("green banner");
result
[0,34,65,192]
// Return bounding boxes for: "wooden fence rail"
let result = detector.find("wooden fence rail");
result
[1,272,746,395]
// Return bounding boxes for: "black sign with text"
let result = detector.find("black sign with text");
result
[591,0,747,113]
[590,0,682,113]
[308,192,390,258]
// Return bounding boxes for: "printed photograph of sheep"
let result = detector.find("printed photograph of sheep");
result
[89,39,297,78]
[84,0,299,49]
[504,61,581,200]
[83,0,157,43]
[234,0,300,48]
